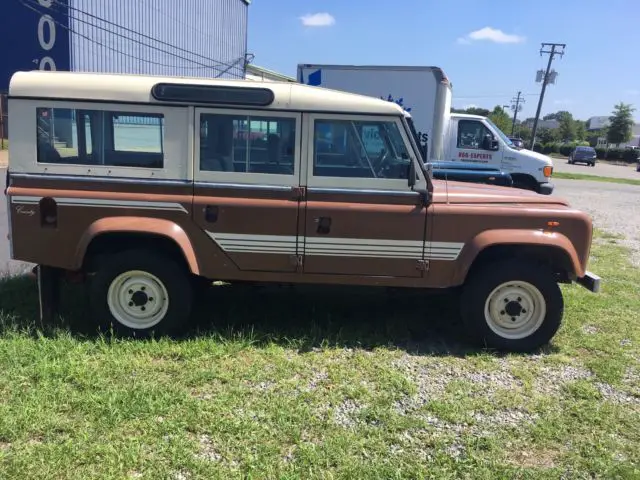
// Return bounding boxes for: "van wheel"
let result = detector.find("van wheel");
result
[460,260,563,352]
[89,250,193,337]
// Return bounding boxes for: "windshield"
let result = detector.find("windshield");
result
[576,146,595,152]
[484,117,514,148]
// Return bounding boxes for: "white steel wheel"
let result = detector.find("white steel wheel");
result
[483,280,547,340]
[107,270,170,330]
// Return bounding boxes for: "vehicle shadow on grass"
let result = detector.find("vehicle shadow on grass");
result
[0,275,559,357]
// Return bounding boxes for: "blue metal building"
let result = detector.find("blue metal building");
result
[0,0,250,91]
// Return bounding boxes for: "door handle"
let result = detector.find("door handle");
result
[204,205,219,223]
[315,216,331,234]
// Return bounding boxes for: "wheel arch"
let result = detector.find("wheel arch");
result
[453,229,583,286]
[510,173,539,191]
[74,217,200,275]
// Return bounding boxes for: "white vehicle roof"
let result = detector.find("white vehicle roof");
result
[9,70,407,116]
[450,113,485,120]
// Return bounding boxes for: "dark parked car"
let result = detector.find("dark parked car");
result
[568,146,597,166]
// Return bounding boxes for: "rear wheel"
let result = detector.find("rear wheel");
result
[460,260,563,352]
[89,250,193,337]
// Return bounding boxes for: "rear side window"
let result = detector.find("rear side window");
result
[199,113,296,175]
[36,108,165,168]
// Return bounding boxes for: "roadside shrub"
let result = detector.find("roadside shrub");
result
[623,148,640,163]
[532,143,544,153]
[559,145,573,156]
[595,148,606,159]
[542,143,560,154]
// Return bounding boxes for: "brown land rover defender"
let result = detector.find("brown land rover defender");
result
[5,70,600,352]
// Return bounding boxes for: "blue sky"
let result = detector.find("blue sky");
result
[247,0,640,122]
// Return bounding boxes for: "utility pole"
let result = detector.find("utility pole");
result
[510,91,524,136]
[530,43,565,149]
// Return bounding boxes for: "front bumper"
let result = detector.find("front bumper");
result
[538,182,554,195]
[576,271,601,293]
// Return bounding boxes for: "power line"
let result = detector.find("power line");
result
[47,0,239,71]
[18,0,244,76]
[530,43,566,149]
[453,93,538,99]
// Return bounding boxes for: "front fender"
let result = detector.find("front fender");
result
[74,217,200,274]
[452,229,583,285]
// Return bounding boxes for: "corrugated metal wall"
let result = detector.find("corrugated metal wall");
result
[69,0,248,79]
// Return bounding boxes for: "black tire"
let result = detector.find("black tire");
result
[460,260,563,352]
[89,249,193,337]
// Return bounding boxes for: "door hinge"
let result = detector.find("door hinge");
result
[289,254,303,268]
[416,259,429,272]
[291,186,306,201]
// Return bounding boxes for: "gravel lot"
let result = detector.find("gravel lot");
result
[552,178,640,266]
[552,156,639,180]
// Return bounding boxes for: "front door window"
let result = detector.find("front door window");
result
[455,120,497,164]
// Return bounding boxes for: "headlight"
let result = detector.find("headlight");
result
[543,165,553,177]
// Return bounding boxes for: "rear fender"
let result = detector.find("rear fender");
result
[74,217,200,274]
[452,229,583,285]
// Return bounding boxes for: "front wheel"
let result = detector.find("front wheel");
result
[460,260,563,352]
[89,250,193,337]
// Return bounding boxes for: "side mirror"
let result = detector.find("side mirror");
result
[491,139,500,151]
[408,160,416,188]
[482,135,492,150]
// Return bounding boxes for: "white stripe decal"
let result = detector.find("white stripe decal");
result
[206,232,464,261]
[206,232,297,254]
[11,196,188,213]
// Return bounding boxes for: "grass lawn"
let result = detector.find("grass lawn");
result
[0,230,638,479]
[553,171,640,186]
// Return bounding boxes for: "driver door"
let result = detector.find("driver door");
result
[301,113,428,278]
[451,119,500,165]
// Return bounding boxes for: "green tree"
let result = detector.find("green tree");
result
[513,123,532,142]
[465,107,491,117]
[543,110,572,121]
[538,127,559,144]
[606,102,636,146]
[488,106,511,134]
[574,120,586,141]
[558,115,577,142]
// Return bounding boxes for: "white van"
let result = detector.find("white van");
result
[297,64,554,194]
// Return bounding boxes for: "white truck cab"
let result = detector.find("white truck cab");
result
[448,113,554,194]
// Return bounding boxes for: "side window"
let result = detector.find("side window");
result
[36,108,164,168]
[457,120,493,150]
[313,118,410,179]
[199,113,296,175]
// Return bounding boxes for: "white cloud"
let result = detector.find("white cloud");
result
[299,13,335,27]
[464,104,480,109]
[457,27,525,44]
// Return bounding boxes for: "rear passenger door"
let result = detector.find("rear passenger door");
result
[301,113,427,278]
[193,108,303,273]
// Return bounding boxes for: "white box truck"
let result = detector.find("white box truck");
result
[297,64,554,194]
